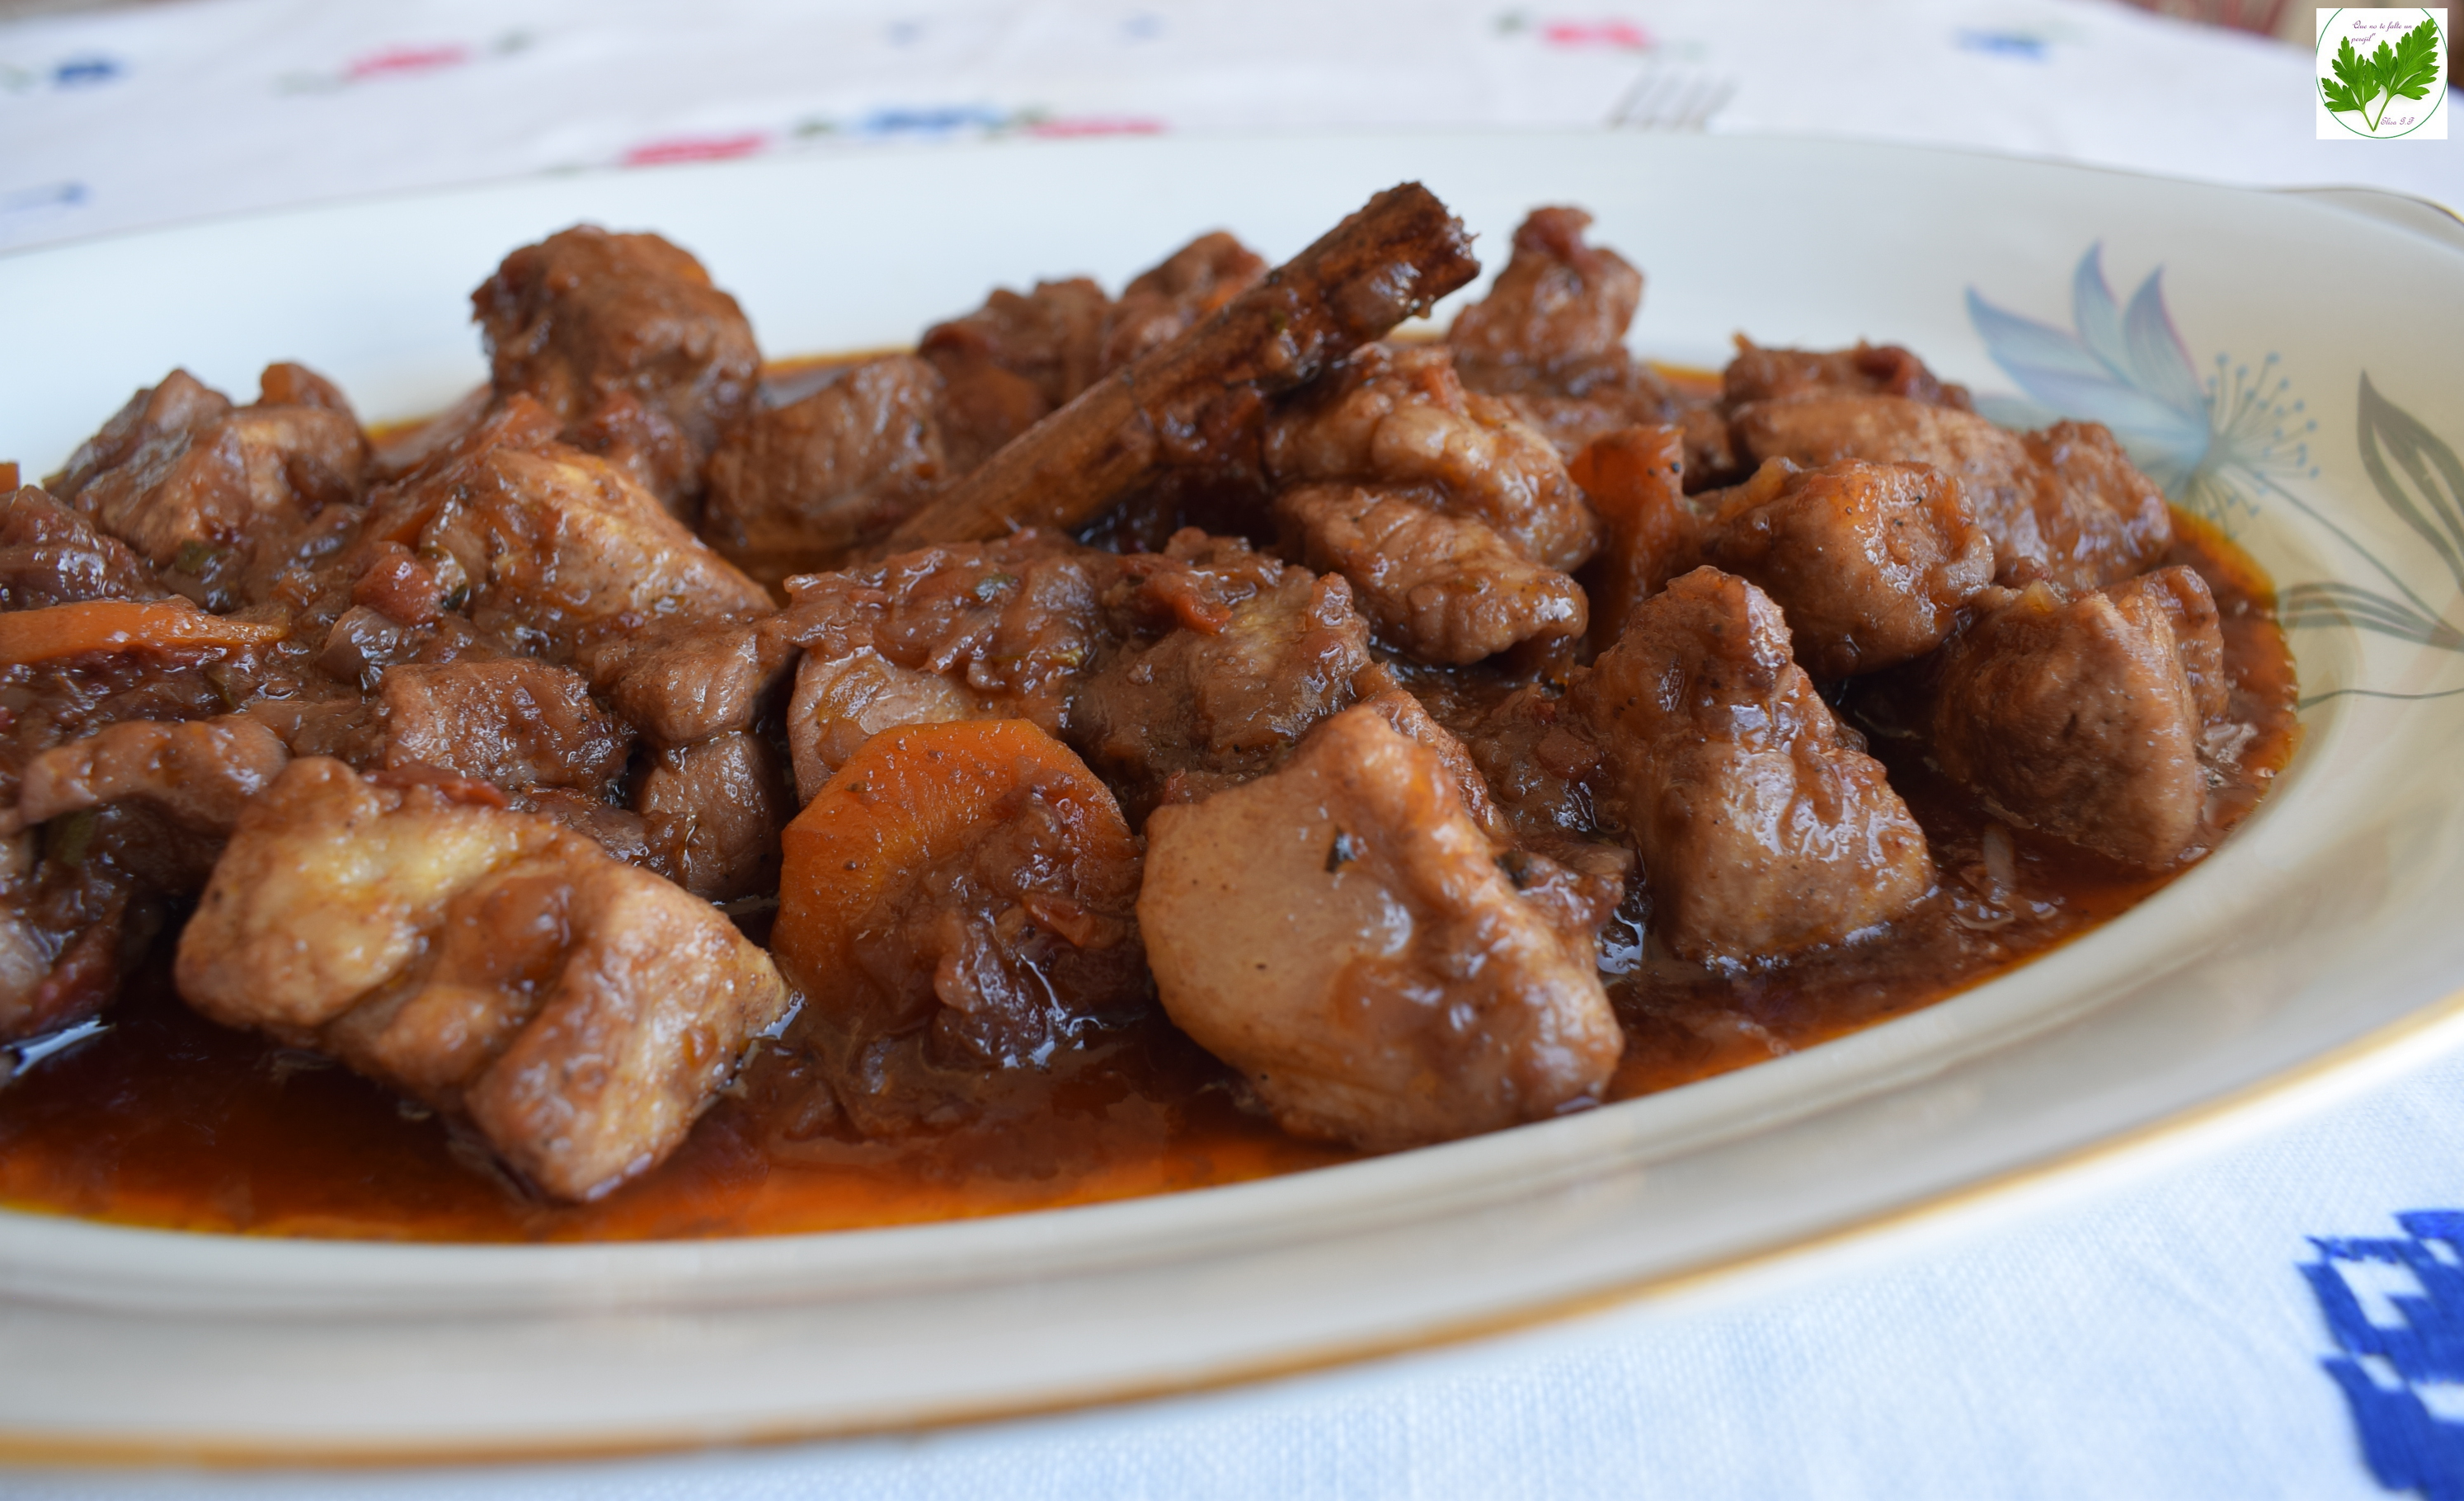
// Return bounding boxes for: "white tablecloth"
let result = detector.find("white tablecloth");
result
[2,2,2460,1496]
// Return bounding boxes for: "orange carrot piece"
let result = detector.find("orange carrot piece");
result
[1571,424,1697,652]
[773,718,1135,999]
[0,462,19,491]
[0,600,286,667]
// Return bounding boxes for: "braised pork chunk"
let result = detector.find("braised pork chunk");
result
[1581,567,1934,961]
[1697,457,1993,677]
[1140,705,1620,1150]
[176,758,787,1200]
[1931,567,2227,867]
[473,226,759,519]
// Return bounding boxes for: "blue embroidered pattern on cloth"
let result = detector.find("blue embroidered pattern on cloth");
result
[2309,1214,2464,1500]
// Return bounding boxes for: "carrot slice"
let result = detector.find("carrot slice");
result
[0,600,287,668]
[773,718,1136,1001]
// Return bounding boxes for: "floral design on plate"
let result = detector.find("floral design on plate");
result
[1968,244,2464,709]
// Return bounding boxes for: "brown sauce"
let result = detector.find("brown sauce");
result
[0,504,2296,1244]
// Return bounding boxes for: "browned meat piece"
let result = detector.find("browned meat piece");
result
[885,181,1480,548]
[699,355,949,586]
[473,226,760,519]
[1697,458,1993,677]
[377,659,632,798]
[1357,684,1515,844]
[45,367,369,611]
[1581,567,1933,961]
[1068,533,1372,822]
[595,614,802,755]
[1678,402,1747,492]
[1568,425,1699,650]
[1447,206,1642,384]
[1442,207,1681,464]
[0,607,299,1037]
[1273,482,1585,665]
[0,828,158,1043]
[1490,379,1679,461]
[2112,564,2228,719]
[357,394,774,671]
[633,731,790,901]
[921,277,1109,473]
[1462,680,1611,842]
[1266,342,1599,573]
[2024,420,2176,589]
[256,361,357,414]
[1723,337,1973,410]
[14,715,289,849]
[782,532,1117,799]
[176,757,788,1201]
[1139,705,1620,1151]
[1931,567,2225,867]
[0,484,166,609]
[1099,232,1268,373]
[786,638,985,801]
[1732,395,2170,592]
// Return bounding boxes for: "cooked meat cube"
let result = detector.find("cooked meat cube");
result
[16,714,289,846]
[515,788,661,873]
[1678,402,1747,492]
[2024,419,2176,589]
[361,394,774,669]
[590,614,799,753]
[1731,394,2170,592]
[775,719,1148,1070]
[1463,680,1611,843]
[920,276,1110,473]
[1139,705,1621,1150]
[46,367,369,611]
[378,659,632,798]
[885,182,1478,551]
[1357,684,1516,845]
[786,642,984,802]
[1443,207,1681,464]
[0,484,166,609]
[700,354,950,586]
[1931,567,2226,867]
[1568,424,1699,650]
[781,532,1115,797]
[1068,534,1372,822]
[1486,380,1677,462]
[0,828,157,1042]
[176,757,788,1200]
[1581,567,1933,961]
[633,731,790,901]
[1696,458,1993,677]
[473,226,760,518]
[1265,343,1599,572]
[1447,206,1642,384]
[1100,231,1268,373]
[1723,337,1972,410]
[2112,564,2228,720]
[1273,482,1585,665]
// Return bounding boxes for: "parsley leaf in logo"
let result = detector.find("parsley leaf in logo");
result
[2321,33,2379,116]
[2381,16,2443,113]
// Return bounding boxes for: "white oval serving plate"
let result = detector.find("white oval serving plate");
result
[2,130,2462,1464]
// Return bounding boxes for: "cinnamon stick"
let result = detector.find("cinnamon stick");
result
[884,181,1480,548]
